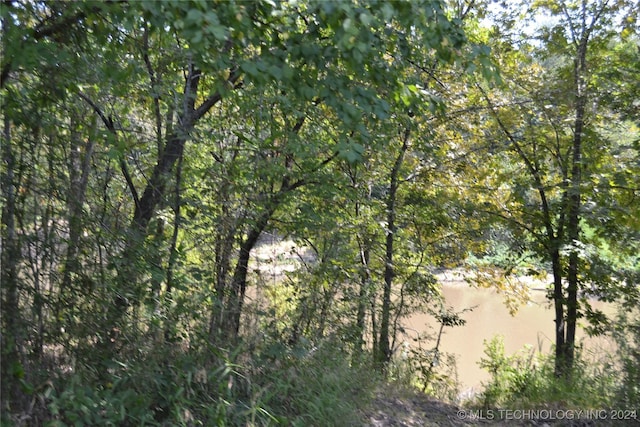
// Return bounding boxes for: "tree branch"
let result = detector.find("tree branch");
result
[77,91,140,210]
[192,67,243,122]
[142,24,163,158]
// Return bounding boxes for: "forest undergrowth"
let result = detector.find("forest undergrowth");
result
[3,303,638,426]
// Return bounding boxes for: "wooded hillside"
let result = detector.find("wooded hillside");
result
[1,1,638,425]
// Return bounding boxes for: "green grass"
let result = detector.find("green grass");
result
[17,336,379,426]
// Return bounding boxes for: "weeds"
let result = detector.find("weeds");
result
[473,333,629,412]
[4,334,380,426]
[253,338,379,426]
[613,304,640,409]
[7,307,639,425]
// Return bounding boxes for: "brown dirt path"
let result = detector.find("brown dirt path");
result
[365,389,490,427]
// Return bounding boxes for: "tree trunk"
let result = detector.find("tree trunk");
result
[98,64,227,355]
[1,114,25,410]
[356,240,371,353]
[102,63,245,350]
[208,177,237,342]
[355,178,373,354]
[377,128,410,370]
[164,151,183,341]
[551,247,568,376]
[221,204,276,341]
[562,11,591,377]
[59,115,96,319]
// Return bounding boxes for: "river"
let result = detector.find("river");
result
[402,270,617,398]
[250,237,616,398]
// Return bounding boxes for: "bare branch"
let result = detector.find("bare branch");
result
[77,91,140,210]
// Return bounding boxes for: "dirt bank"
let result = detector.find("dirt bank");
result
[365,387,636,426]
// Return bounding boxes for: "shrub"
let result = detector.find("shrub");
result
[475,335,618,410]
[613,304,640,408]
[388,341,460,403]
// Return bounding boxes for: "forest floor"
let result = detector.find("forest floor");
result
[365,388,485,426]
[363,386,634,427]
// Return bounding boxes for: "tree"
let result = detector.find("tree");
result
[460,0,640,376]
[2,0,493,417]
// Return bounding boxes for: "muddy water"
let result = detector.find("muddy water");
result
[250,237,616,395]
[402,272,615,396]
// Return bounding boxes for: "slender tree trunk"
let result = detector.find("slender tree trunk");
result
[377,128,410,370]
[213,175,312,342]
[1,114,25,410]
[355,179,373,353]
[370,296,378,358]
[164,150,182,340]
[551,247,568,376]
[208,226,235,341]
[563,30,589,376]
[211,116,312,343]
[317,277,338,339]
[480,75,582,376]
[356,239,371,353]
[208,178,236,341]
[559,4,594,375]
[59,115,96,318]
[222,205,276,340]
[0,18,24,406]
[165,152,182,296]
[348,163,373,355]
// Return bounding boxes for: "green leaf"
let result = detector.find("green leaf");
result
[185,8,203,25]
[241,61,259,77]
[338,142,365,164]
[268,64,283,80]
[359,12,373,27]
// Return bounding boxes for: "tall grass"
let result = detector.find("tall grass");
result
[7,334,379,426]
[253,339,379,426]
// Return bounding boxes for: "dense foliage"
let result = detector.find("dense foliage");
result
[1,0,638,425]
